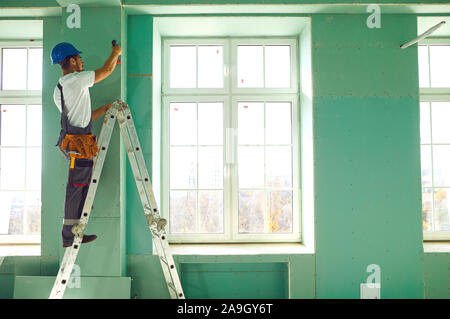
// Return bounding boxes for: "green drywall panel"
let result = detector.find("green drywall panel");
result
[42,8,126,278]
[123,0,450,4]
[42,16,66,258]
[56,217,123,276]
[312,16,418,98]
[289,254,315,298]
[0,275,14,299]
[14,276,131,299]
[40,256,60,276]
[0,0,59,6]
[423,253,450,299]
[127,15,154,254]
[11,257,41,276]
[126,254,170,298]
[180,263,288,299]
[128,16,152,76]
[312,15,423,299]
[57,0,122,7]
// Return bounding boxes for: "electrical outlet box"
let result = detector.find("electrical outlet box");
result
[360,283,381,299]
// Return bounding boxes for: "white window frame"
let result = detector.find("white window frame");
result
[230,38,298,95]
[0,41,42,244]
[162,37,301,243]
[163,38,230,96]
[419,38,450,241]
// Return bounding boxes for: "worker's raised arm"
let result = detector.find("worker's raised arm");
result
[94,45,122,84]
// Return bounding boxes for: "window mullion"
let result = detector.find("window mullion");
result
[429,102,435,232]
[228,38,235,242]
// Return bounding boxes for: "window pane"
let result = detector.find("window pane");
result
[1,105,26,146]
[265,46,290,88]
[237,46,263,88]
[239,190,264,233]
[238,102,264,145]
[169,190,196,233]
[0,192,24,235]
[418,45,430,88]
[422,188,432,232]
[268,190,292,233]
[1,148,25,190]
[238,146,264,189]
[28,48,43,90]
[198,190,223,233]
[432,145,450,187]
[198,102,223,145]
[2,48,27,90]
[170,147,197,189]
[431,102,450,143]
[266,102,292,145]
[170,46,196,88]
[421,145,432,188]
[198,146,223,189]
[26,191,41,235]
[170,103,196,145]
[26,148,41,190]
[198,46,223,88]
[420,102,431,144]
[429,45,450,87]
[266,146,292,188]
[27,105,42,146]
[434,188,450,232]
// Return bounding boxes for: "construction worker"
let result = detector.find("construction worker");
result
[51,42,122,248]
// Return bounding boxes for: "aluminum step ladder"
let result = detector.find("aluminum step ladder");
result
[49,100,184,299]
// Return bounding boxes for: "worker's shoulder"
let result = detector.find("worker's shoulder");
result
[59,71,94,86]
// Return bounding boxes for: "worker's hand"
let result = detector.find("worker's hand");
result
[111,45,122,57]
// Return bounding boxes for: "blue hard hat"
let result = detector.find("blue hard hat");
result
[51,42,82,65]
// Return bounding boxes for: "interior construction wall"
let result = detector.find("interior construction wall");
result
[0,2,449,299]
[312,14,424,299]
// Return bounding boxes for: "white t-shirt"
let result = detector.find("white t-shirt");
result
[53,71,95,128]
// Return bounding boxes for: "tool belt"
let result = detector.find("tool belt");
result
[61,134,98,159]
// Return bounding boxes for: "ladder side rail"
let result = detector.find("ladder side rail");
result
[78,105,119,226]
[152,232,185,299]
[116,110,154,218]
[116,110,179,299]
[152,234,183,299]
[120,105,185,299]
[120,105,160,217]
[49,102,120,299]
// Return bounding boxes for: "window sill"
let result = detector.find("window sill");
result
[0,244,41,257]
[167,242,314,256]
[423,241,450,253]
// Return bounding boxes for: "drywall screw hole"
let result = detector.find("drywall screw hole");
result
[62,280,67,285]
[93,179,97,183]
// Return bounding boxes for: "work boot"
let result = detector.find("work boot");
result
[63,235,98,248]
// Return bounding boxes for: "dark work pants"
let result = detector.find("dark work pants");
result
[62,158,94,245]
